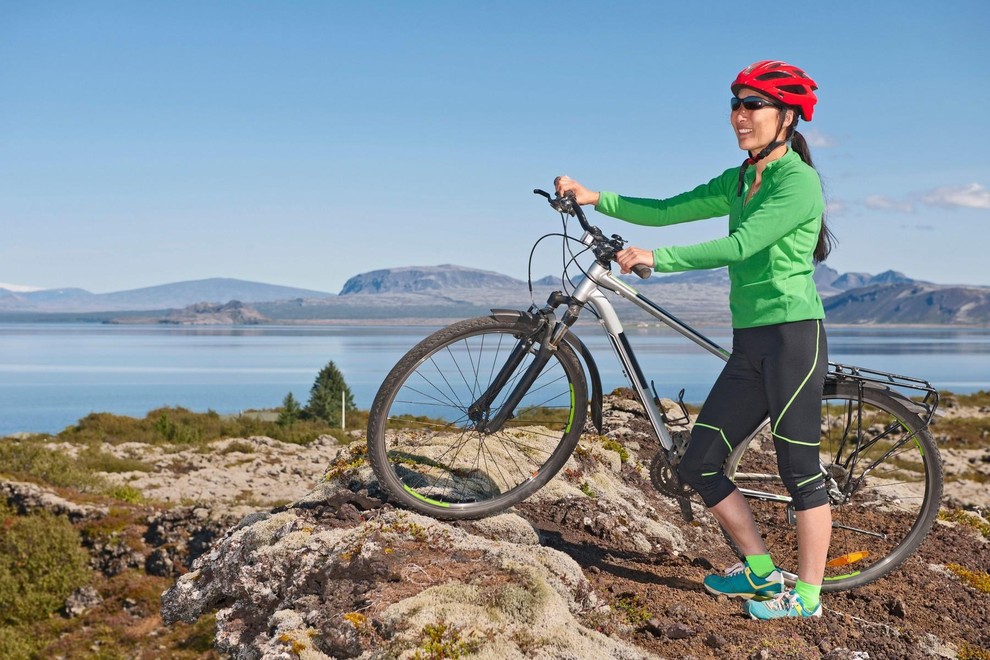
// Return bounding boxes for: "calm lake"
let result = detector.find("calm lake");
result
[2,322,989,437]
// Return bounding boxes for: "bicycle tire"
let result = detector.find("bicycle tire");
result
[725,380,943,592]
[367,315,588,520]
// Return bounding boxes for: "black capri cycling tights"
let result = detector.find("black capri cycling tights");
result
[677,319,829,511]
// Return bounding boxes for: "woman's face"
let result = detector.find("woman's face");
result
[731,88,792,154]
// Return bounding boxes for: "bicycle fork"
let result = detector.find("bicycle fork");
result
[469,318,563,434]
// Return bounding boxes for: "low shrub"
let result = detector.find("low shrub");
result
[57,406,347,448]
[0,503,92,626]
[0,440,106,492]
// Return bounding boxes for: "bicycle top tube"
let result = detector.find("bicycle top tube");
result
[574,262,732,362]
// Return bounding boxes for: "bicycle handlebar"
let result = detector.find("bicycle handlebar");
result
[534,188,652,280]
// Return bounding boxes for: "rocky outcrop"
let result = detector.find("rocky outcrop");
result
[158,399,698,659]
[87,434,341,505]
[110,300,271,325]
[8,387,988,657]
[1,479,108,521]
[161,484,653,659]
[160,300,270,325]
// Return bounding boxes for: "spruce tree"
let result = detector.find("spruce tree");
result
[306,361,356,426]
[277,392,302,427]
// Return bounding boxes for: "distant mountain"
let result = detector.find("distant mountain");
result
[111,301,270,326]
[340,265,523,295]
[823,282,990,325]
[0,278,334,313]
[3,266,988,326]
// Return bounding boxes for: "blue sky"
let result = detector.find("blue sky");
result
[2,1,988,294]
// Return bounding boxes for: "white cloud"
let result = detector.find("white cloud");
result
[864,195,915,213]
[0,282,42,292]
[825,199,847,215]
[801,128,835,148]
[921,183,990,210]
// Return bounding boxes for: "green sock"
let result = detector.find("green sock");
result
[745,554,776,578]
[794,579,821,610]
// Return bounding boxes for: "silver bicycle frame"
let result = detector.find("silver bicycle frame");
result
[565,255,730,453]
[564,256,809,515]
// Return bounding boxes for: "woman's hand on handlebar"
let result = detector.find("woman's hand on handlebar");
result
[616,247,655,276]
[554,176,600,207]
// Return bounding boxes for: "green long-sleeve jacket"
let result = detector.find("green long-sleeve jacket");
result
[595,148,826,329]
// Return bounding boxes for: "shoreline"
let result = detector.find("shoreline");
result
[0,315,988,329]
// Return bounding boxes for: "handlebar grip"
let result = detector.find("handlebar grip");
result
[632,264,652,280]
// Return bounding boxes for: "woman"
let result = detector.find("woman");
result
[555,60,834,620]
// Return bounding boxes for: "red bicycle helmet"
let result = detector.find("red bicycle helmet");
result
[731,60,818,121]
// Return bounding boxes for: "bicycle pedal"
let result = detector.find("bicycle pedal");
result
[677,497,694,523]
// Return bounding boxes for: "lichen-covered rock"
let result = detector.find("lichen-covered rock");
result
[161,483,650,659]
[1,479,108,521]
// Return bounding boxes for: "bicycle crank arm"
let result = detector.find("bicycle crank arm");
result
[738,488,792,504]
[831,522,888,540]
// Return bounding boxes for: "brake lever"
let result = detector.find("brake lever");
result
[533,188,575,215]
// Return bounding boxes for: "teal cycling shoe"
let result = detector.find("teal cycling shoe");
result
[746,589,822,619]
[703,562,784,600]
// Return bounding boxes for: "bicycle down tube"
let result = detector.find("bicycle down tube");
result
[567,256,823,508]
[566,255,731,454]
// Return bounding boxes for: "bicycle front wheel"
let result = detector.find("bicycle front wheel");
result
[726,381,942,592]
[367,316,588,520]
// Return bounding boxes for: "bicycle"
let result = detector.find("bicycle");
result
[366,188,943,592]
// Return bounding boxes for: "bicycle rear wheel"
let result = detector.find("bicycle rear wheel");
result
[725,381,942,592]
[367,316,588,520]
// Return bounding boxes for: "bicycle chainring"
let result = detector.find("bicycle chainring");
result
[649,450,694,499]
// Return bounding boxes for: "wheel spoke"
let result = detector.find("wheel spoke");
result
[367,319,587,518]
[726,383,941,591]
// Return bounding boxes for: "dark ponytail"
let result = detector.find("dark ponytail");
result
[785,118,835,263]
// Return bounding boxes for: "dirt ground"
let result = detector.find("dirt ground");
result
[509,413,990,660]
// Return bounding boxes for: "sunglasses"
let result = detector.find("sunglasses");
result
[730,96,779,112]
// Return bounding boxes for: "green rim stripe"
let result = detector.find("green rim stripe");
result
[701,471,719,477]
[796,473,821,488]
[904,419,925,457]
[403,484,450,508]
[565,385,575,433]
[824,571,861,581]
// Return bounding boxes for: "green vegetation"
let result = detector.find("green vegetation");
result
[56,406,346,447]
[599,436,630,463]
[0,439,107,492]
[929,390,990,448]
[306,360,357,426]
[0,503,91,627]
[939,509,990,540]
[410,620,479,660]
[929,415,990,449]
[277,391,303,427]
[947,563,990,594]
[944,390,990,408]
[613,593,651,627]
[959,643,990,660]
[512,404,571,430]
